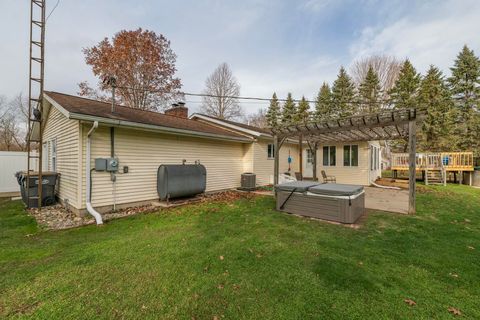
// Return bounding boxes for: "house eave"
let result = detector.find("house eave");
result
[189,113,262,137]
[69,113,253,143]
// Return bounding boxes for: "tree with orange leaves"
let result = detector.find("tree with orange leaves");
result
[78,28,182,111]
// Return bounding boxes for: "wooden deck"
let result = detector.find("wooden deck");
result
[391,152,474,172]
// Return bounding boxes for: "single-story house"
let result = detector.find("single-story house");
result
[36,91,381,216]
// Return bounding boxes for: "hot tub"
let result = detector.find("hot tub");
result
[275,182,365,223]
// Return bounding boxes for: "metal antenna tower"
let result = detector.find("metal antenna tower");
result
[26,0,46,209]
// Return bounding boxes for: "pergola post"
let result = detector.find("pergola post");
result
[273,134,280,186]
[408,118,416,214]
[299,134,303,176]
[312,142,318,181]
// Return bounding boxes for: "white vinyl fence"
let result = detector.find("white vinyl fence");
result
[0,151,38,194]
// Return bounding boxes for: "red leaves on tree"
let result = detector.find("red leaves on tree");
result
[79,28,182,111]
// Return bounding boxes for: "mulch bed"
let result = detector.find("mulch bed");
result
[28,191,256,230]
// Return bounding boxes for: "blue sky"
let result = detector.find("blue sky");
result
[1,0,479,114]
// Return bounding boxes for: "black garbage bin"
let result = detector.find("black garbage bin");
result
[16,171,58,208]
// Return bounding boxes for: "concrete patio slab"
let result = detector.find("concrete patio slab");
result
[365,187,408,214]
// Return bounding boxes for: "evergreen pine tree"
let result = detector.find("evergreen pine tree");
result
[266,92,280,128]
[331,67,356,117]
[418,65,455,151]
[388,59,421,151]
[359,65,382,113]
[294,96,310,124]
[314,82,333,121]
[388,59,421,109]
[448,45,480,154]
[281,93,297,126]
[448,45,480,117]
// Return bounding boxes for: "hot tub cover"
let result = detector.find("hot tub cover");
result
[308,184,364,197]
[275,181,320,192]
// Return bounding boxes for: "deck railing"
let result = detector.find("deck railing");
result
[391,152,474,171]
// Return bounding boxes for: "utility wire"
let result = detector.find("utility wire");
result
[46,0,60,21]
[115,85,393,105]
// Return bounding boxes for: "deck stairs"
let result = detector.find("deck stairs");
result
[425,168,446,186]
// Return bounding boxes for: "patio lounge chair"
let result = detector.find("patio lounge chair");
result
[321,170,336,183]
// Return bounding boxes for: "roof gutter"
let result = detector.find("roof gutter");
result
[70,113,253,143]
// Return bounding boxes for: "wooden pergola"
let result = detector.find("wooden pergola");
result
[271,108,425,214]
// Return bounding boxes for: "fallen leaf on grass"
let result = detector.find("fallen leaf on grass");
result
[219,256,224,260]
[404,299,416,306]
[467,246,475,250]
[448,307,462,316]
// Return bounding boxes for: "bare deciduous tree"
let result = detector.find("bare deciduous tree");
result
[200,63,243,120]
[351,55,402,99]
[244,108,267,128]
[0,94,27,151]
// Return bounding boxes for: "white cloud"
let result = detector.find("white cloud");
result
[349,0,480,74]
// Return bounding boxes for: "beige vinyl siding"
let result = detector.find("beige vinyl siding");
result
[80,125,247,209]
[242,143,254,173]
[316,141,370,185]
[42,105,80,208]
[253,139,299,186]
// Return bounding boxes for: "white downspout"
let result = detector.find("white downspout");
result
[86,121,103,225]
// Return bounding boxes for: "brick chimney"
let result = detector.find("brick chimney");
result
[165,102,188,118]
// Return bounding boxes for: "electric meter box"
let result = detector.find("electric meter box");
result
[95,158,107,171]
[95,158,119,172]
[107,158,119,172]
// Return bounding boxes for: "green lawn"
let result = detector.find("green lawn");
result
[1,186,479,319]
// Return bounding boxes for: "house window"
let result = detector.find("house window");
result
[306,149,314,164]
[267,143,275,159]
[51,139,57,172]
[323,146,336,166]
[343,145,358,167]
[42,142,48,171]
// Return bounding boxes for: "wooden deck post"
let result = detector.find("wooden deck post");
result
[408,118,416,214]
[273,135,280,186]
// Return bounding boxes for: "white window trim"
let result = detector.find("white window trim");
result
[51,138,57,172]
[323,146,336,166]
[343,144,359,167]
